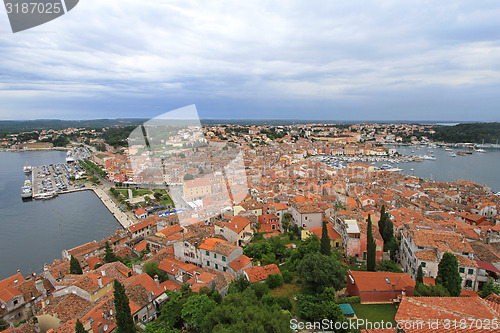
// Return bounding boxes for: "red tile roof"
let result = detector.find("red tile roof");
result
[395,296,498,329]
[244,264,281,283]
[228,255,253,272]
[349,271,415,292]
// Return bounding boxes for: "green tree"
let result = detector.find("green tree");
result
[378,205,387,240]
[70,255,83,275]
[377,260,403,273]
[202,289,291,333]
[297,294,348,332]
[414,283,450,297]
[383,220,395,250]
[416,264,424,285]
[282,213,290,232]
[183,174,194,180]
[297,252,346,292]
[75,319,86,333]
[479,279,500,298]
[366,215,376,272]
[320,220,331,255]
[0,319,9,331]
[265,273,284,289]
[228,276,250,294]
[113,280,135,333]
[250,282,269,299]
[181,294,216,331]
[436,252,462,297]
[104,241,118,263]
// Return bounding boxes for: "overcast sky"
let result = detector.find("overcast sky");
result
[1,1,500,121]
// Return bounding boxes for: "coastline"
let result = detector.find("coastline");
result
[89,187,134,228]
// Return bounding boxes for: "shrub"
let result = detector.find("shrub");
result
[275,296,293,311]
[335,296,361,304]
[265,273,284,289]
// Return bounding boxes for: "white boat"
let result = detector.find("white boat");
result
[23,162,32,174]
[21,180,32,198]
[445,147,452,151]
[33,192,58,200]
[450,153,457,157]
[475,149,486,153]
[66,150,75,163]
[380,164,392,170]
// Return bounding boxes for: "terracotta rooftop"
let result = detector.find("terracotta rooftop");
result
[349,271,415,292]
[42,293,91,322]
[244,264,281,283]
[228,255,253,272]
[395,296,499,327]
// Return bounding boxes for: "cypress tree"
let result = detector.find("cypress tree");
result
[70,255,83,275]
[378,205,387,242]
[366,214,376,272]
[436,252,462,297]
[416,264,424,285]
[320,220,331,255]
[383,219,395,251]
[75,319,86,333]
[113,280,135,333]
[104,241,117,263]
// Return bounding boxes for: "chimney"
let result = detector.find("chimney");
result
[97,276,103,288]
[154,275,159,286]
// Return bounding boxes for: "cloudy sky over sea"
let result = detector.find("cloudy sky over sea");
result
[1,1,500,121]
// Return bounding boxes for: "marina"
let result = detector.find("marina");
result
[0,150,122,279]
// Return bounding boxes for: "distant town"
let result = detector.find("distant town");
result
[2,121,500,333]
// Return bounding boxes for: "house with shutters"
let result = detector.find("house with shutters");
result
[199,238,243,274]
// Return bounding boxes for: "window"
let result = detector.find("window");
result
[222,256,226,262]
[215,264,219,269]
[421,262,426,268]
[465,280,473,288]
[205,250,209,256]
[214,253,217,259]
[13,299,18,305]
[363,252,367,260]
[459,267,465,273]
[463,252,469,256]
[223,267,226,272]
[418,246,424,250]
[206,261,210,266]
[468,269,474,275]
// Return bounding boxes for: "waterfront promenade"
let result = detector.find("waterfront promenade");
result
[91,186,134,228]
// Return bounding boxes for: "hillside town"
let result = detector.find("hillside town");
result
[2,122,500,333]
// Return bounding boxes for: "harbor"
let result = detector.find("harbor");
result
[22,168,134,230]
